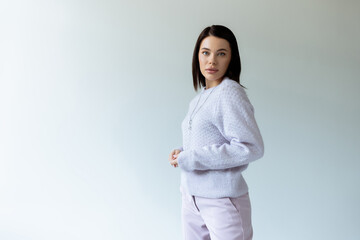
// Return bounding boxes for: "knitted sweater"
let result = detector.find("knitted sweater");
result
[177,77,264,198]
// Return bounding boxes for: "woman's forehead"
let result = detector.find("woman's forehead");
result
[200,36,230,50]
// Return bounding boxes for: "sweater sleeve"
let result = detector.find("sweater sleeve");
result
[177,84,264,171]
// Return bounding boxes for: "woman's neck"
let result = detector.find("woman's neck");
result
[205,77,224,89]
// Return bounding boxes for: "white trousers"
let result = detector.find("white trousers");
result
[181,187,253,240]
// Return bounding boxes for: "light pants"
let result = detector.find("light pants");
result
[181,188,253,240]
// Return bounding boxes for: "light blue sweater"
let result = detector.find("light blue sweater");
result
[177,77,264,198]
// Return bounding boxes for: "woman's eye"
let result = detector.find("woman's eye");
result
[202,51,209,55]
[218,52,225,56]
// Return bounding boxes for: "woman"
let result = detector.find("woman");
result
[168,25,264,240]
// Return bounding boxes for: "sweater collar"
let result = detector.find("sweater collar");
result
[202,76,229,92]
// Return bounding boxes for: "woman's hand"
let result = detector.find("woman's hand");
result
[168,149,181,168]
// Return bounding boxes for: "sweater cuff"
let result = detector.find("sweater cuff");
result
[177,150,191,171]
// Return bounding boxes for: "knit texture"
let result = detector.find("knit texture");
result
[177,77,264,198]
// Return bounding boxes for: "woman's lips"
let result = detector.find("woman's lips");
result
[205,69,218,74]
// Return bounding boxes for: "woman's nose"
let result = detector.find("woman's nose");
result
[209,54,216,65]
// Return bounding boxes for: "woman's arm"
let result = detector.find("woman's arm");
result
[177,85,264,171]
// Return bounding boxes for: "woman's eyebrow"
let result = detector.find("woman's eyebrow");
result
[201,48,228,52]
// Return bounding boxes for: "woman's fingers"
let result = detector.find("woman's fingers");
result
[168,149,181,168]
[170,159,178,167]
[168,150,176,161]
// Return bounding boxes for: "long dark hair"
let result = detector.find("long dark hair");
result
[192,25,243,91]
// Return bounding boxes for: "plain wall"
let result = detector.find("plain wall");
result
[0,0,359,239]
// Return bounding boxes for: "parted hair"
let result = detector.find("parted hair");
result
[192,25,243,91]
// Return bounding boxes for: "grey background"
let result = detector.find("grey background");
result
[0,0,359,239]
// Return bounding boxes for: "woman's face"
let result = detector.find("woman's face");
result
[198,36,231,86]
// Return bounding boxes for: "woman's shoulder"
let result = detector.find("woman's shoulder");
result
[216,77,254,112]
[188,89,203,106]
[219,77,247,98]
